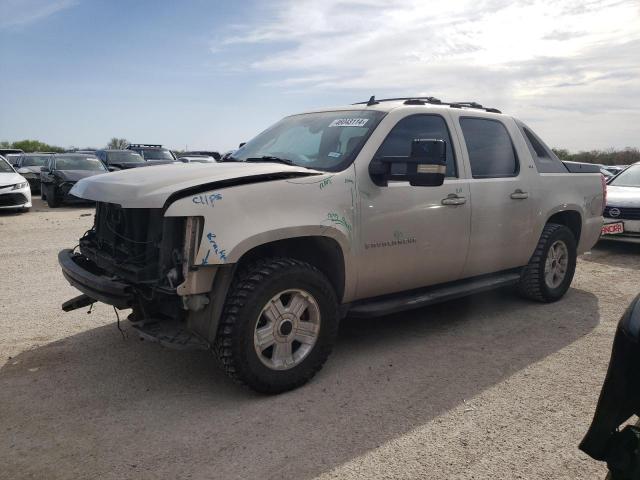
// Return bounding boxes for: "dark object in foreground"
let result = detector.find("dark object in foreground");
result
[580,294,640,479]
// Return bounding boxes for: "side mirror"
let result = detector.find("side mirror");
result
[369,139,446,187]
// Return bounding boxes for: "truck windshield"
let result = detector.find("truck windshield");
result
[609,165,640,187]
[143,149,174,161]
[107,151,144,163]
[232,110,386,171]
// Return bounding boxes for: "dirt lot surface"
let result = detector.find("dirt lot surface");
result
[1,199,639,480]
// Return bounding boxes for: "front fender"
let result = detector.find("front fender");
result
[164,168,358,295]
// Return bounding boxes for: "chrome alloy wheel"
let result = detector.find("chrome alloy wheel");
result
[544,240,569,289]
[254,289,321,371]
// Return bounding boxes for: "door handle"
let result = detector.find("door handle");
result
[441,194,467,206]
[510,190,529,200]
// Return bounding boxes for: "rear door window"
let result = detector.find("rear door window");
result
[459,118,518,178]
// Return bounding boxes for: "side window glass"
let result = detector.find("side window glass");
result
[459,118,518,178]
[519,124,568,173]
[375,115,457,177]
[523,128,549,158]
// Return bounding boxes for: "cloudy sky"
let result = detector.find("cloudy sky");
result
[0,0,638,151]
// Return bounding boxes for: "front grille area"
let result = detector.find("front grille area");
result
[604,206,640,220]
[79,202,185,283]
[0,193,28,206]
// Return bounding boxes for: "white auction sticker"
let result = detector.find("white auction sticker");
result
[329,118,369,128]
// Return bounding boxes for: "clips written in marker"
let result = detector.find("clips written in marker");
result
[192,192,222,207]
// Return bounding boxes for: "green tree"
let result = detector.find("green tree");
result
[107,137,129,149]
[10,139,64,153]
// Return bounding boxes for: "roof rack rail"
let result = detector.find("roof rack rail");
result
[353,96,501,114]
[127,144,163,148]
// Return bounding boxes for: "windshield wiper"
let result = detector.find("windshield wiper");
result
[245,156,296,166]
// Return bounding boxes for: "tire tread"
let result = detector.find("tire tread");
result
[214,257,338,393]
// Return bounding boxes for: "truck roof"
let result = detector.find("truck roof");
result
[303,96,505,117]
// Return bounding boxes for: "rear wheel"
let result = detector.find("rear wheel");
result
[519,223,577,302]
[215,258,339,394]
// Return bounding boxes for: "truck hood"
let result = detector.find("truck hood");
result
[607,185,640,208]
[70,162,321,208]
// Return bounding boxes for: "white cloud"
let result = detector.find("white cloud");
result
[0,0,77,29]
[216,0,640,150]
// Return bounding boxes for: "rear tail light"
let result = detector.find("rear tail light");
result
[601,174,607,215]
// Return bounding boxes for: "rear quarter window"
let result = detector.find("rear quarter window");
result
[515,121,568,173]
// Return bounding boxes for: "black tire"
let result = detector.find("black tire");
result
[519,223,577,303]
[46,186,60,208]
[215,258,339,394]
[41,186,46,200]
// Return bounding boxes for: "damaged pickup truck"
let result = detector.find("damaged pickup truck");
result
[59,97,605,393]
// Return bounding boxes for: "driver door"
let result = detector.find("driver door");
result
[355,113,471,300]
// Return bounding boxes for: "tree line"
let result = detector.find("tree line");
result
[551,147,640,166]
[2,138,639,166]
[0,138,129,152]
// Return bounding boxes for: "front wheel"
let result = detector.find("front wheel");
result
[519,223,577,302]
[215,258,339,394]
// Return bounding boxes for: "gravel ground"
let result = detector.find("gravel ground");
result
[1,198,639,479]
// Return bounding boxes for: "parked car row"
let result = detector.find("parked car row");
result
[0,144,220,211]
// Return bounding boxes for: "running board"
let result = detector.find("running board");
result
[347,271,522,318]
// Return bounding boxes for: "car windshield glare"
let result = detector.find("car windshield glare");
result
[108,151,144,163]
[22,155,50,167]
[233,110,386,171]
[55,156,106,171]
[610,164,640,187]
[0,158,13,173]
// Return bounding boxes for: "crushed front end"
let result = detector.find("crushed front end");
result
[59,202,212,349]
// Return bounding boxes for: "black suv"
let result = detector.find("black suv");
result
[126,144,176,164]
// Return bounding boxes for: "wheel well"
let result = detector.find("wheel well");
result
[547,210,582,243]
[236,236,346,300]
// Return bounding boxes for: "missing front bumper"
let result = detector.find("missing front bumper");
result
[58,249,134,308]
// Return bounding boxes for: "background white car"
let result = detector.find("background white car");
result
[0,155,32,212]
[601,162,640,243]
